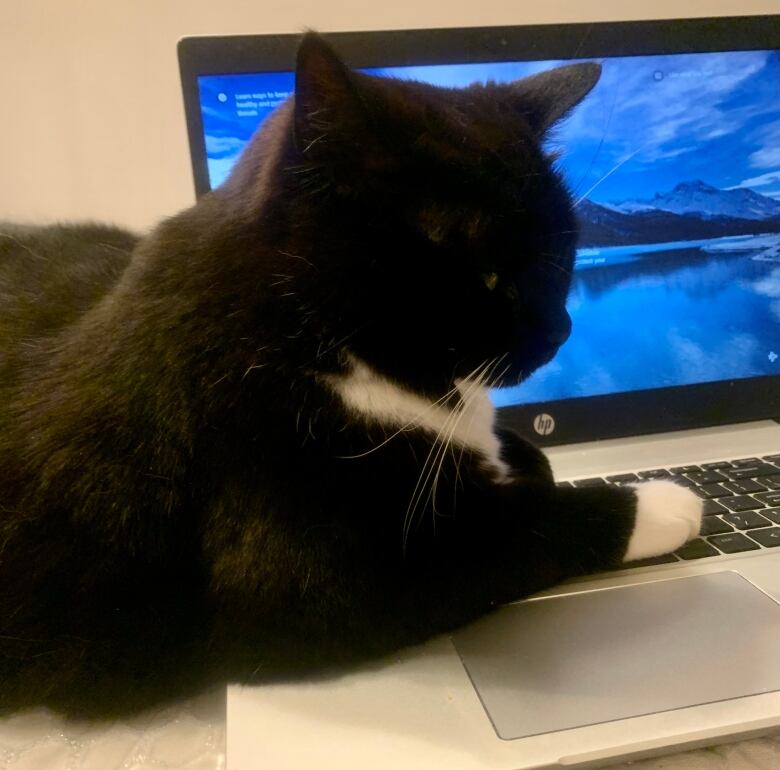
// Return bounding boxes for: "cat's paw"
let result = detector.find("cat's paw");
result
[623,480,703,562]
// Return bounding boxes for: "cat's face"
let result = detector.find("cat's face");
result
[270,35,600,393]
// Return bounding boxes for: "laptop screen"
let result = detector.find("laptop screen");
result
[195,48,780,410]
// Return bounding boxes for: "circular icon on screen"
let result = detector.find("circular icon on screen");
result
[653,71,664,82]
[218,92,228,103]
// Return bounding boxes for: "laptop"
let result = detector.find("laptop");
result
[178,16,780,768]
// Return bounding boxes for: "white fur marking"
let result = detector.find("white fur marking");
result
[325,358,511,481]
[624,480,703,562]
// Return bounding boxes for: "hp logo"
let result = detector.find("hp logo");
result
[533,413,556,436]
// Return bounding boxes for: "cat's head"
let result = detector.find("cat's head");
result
[231,33,600,395]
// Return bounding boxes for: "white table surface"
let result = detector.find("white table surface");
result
[0,687,225,770]
[0,688,777,769]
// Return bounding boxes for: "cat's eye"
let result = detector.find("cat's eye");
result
[426,226,445,244]
[482,272,499,291]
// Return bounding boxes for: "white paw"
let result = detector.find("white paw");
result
[623,480,703,562]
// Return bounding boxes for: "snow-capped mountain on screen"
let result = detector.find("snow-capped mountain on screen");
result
[578,179,780,248]
[606,180,780,220]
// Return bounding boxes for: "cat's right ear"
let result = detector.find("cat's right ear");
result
[293,32,364,156]
[511,62,602,135]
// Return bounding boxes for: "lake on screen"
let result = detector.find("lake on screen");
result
[494,233,780,407]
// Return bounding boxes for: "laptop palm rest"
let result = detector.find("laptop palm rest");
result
[452,571,780,740]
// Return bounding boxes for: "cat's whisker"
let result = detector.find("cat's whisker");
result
[207,373,230,390]
[546,229,579,237]
[568,133,608,200]
[278,250,319,272]
[424,399,465,535]
[336,382,461,460]
[539,256,573,278]
[419,356,503,534]
[284,162,318,175]
[403,369,484,549]
[241,363,267,380]
[573,144,645,207]
[475,354,507,401]
[471,353,508,394]
[451,355,508,499]
[489,362,512,390]
[269,273,293,287]
[0,232,47,262]
[403,399,462,553]
[302,134,327,154]
[567,89,619,199]
[96,242,132,257]
[307,326,366,364]
[305,183,332,197]
[443,358,502,514]
[402,358,496,553]
[427,361,494,524]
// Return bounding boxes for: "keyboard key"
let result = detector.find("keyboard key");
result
[722,511,771,530]
[686,470,727,484]
[722,495,765,512]
[760,475,780,491]
[694,483,731,499]
[762,454,780,464]
[556,481,573,488]
[728,464,780,479]
[605,473,639,484]
[732,457,761,467]
[702,499,728,516]
[668,475,698,489]
[700,517,734,536]
[638,468,671,479]
[702,461,732,469]
[707,533,760,553]
[675,538,719,560]
[755,492,780,506]
[762,508,780,525]
[573,477,607,487]
[722,479,767,495]
[670,465,701,474]
[624,554,679,568]
[747,527,780,548]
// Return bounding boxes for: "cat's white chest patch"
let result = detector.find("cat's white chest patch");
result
[324,357,511,482]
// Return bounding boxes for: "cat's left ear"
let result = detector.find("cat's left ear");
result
[511,62,601,134]
[293,32,366,154]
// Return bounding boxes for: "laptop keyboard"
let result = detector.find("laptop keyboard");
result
[557,454,780,568]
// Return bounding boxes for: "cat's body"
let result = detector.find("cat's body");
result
[0,35,701,716]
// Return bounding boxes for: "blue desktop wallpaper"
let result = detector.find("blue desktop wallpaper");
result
[198,50,780,406]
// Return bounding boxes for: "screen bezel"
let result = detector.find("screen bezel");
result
[178,15,780,446]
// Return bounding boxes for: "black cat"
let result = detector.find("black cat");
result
[0,33,701,716]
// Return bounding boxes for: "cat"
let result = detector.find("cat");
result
[0,32,702,717]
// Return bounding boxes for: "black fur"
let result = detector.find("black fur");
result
[0,34,639,716]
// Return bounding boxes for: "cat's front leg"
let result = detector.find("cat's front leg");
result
[536,481,702,575]
[491,428,703,566]
[495,428,554,483]
[393,478,703,643]
[438,477,704,594]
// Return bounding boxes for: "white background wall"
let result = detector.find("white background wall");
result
[1,0,777,233]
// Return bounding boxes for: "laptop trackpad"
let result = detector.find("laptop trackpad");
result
[452,571,780,739]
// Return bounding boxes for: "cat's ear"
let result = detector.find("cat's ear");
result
[293,32,365,154]
[511,62,601,134]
